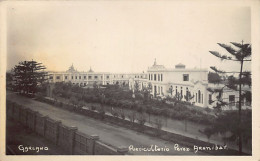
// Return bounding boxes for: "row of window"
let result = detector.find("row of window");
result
[148,74,189,82]
[50,75,110,80]
[153,85,163,95]
[149,73,163,81]
[50,74,147,80]
[169,85,203,104]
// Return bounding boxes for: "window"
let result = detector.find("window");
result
[183,74,189,81]
[229,95,235,106]
[56,76,60,79]
[75,76,77,79]
[158,74,160,81]
[71,76,73,79]
[196,93,197,102]
[94,76,98,79]
[84,76,86,79]
[186,88,189,101]
[149,74,150,80]
[49,76,53,79]
[229,95,235,102]
[176,86,178,95]
[79,76,81,79]
[88,76,92,79]
[141,76,143,78]
[209,94,212,104]
[107,76,109,79]
[198,90,201,103]
[122,75,124,78]
[84,83,86,86]
[154,74,156,81]
[65,76,68,79]
[181,87,183,96]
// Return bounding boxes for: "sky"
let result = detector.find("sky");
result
[6,1,251,73]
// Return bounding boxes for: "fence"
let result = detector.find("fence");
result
[6,100,129,155]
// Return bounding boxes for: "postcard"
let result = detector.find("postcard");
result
[0,0,259,161]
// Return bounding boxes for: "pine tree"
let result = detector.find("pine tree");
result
[13,60,47,96]
[208,41,251,154]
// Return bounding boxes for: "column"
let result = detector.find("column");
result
[87,135,99,155]
[68,126,78,154]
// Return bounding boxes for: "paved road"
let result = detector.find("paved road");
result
[7,92,206,155]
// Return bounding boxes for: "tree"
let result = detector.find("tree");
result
[168,85,174,97]
[175,92,183,101]
[206,110,251,146]
[154,118,163,136]
[134,81,140,92]
[136,112,146,128]
[209,41,251,154]
[6,72,13,89]
[93,81,99,94]
[142,82,152,103]
[13,60,47,96]
[184,90,194,102]
[208,72,222,84]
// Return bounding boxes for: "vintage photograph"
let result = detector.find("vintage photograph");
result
[1,0,256,157]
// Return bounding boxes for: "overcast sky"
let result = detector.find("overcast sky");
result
[6,1,251,73]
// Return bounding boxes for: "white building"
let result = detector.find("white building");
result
[208,83,251,110]
[48,64,146,87]
[48,62,251,109]
[145,59,209,107]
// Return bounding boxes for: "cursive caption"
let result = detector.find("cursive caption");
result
[128,144,228,153]
[18,145,49,153]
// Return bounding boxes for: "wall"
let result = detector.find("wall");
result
[6,100,129,155]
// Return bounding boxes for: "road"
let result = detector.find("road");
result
[6,91,206,155]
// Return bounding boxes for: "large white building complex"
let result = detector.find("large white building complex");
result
[48,64,146,87]
[48,60,251,109]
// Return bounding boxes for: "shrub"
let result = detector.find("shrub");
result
[91,105,96,111]
[136,113,146,126]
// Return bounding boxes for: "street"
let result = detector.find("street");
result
[6,91,206,155]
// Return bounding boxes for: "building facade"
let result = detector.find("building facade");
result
[143,60,209,107]
[47,61,251,109]
[48,64,147,87]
